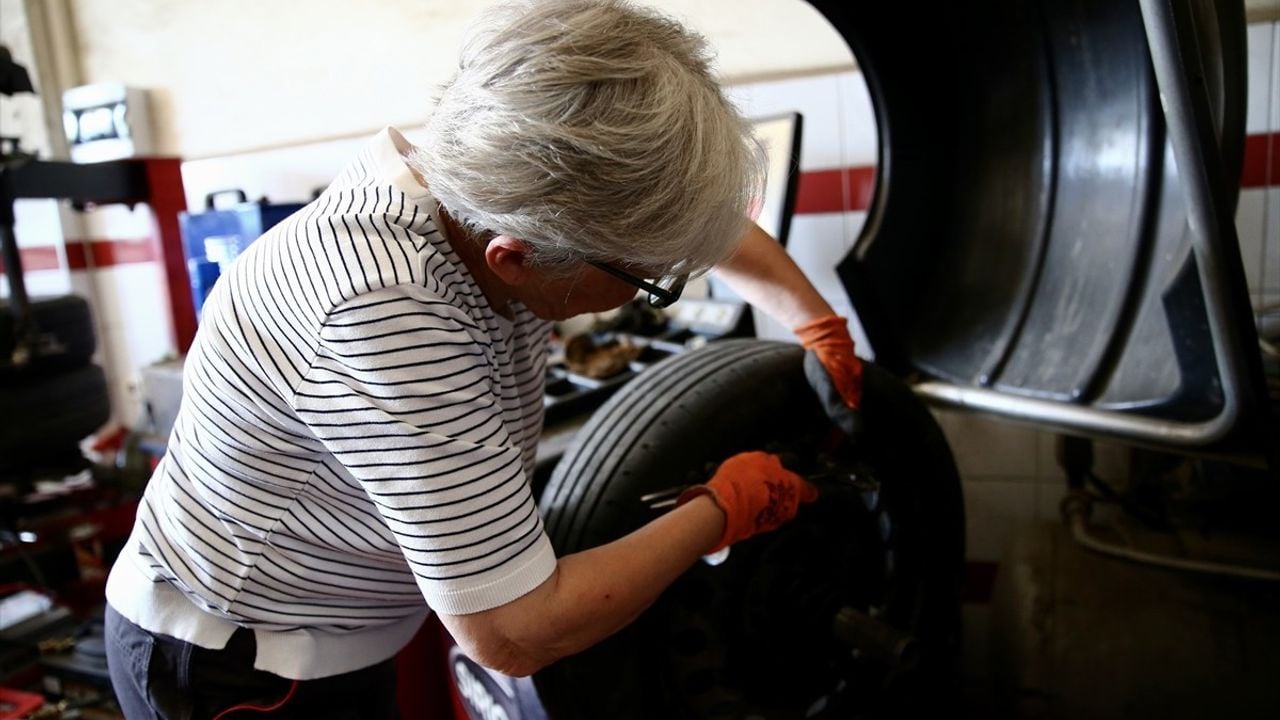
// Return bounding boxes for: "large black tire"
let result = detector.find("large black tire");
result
[535,340,965,719]
[0,363,111,473]
[807,0,1257,444]
[1,295,97,379]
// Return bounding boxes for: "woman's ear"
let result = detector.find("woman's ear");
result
[484,235,535,286]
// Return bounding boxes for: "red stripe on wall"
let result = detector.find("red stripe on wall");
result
[793,166,879,214]
[795,131,1278,216]
[2,239,156,274]
[63,238,156,269]
[848,166,876,211]
[1241,131,1277,189]
[0,246,61,273]
[794,168,846,214]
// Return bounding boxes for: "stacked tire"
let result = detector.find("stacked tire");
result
[1,295,110,476]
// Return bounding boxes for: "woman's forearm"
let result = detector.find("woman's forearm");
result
[536,495,725,660]
[714,221,834,328]
[439,495,725,676]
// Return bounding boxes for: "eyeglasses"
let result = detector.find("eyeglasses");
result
[585,260,688,309]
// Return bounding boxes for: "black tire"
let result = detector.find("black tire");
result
[1,295,97,379]
[807,0,1251,436]
[534,339,965,719]
[0,363,111,473]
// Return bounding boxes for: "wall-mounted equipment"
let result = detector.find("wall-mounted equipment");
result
[62,83,154,163]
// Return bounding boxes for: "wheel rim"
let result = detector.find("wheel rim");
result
[649,447,920,719]
[535,341,963,719]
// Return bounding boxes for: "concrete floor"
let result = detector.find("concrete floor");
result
[961,520,1280,719]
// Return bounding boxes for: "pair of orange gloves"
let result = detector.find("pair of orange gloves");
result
[679,315,863,553]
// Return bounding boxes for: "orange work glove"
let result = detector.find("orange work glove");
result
[794,315,862,409]
[678,451,818,554]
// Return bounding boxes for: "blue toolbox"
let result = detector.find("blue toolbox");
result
[178,189,305,319]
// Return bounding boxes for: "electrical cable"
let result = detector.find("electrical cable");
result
[210,680,300,720]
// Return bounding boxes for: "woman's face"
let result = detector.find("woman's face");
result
[515,262,641,321]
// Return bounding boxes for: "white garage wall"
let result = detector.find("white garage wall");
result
[1238,21,1280,315]
[69,0,853,159]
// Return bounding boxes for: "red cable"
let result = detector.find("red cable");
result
[210,680,300,720]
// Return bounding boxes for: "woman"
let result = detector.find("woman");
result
[104,1,862,717]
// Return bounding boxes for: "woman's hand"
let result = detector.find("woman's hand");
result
[679,451,819,553]
[794,314,862,409]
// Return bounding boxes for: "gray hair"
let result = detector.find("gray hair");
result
[412,0,765,275]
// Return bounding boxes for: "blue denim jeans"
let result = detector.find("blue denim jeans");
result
[104,605,399,720]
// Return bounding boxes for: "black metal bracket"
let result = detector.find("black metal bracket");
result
[1,155,153,367]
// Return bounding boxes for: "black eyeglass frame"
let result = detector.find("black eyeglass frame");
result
[585,260,689,309]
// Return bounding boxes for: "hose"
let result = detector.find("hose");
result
[1063,493,1280,582]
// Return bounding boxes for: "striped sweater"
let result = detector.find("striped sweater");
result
[106,127,557,679]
